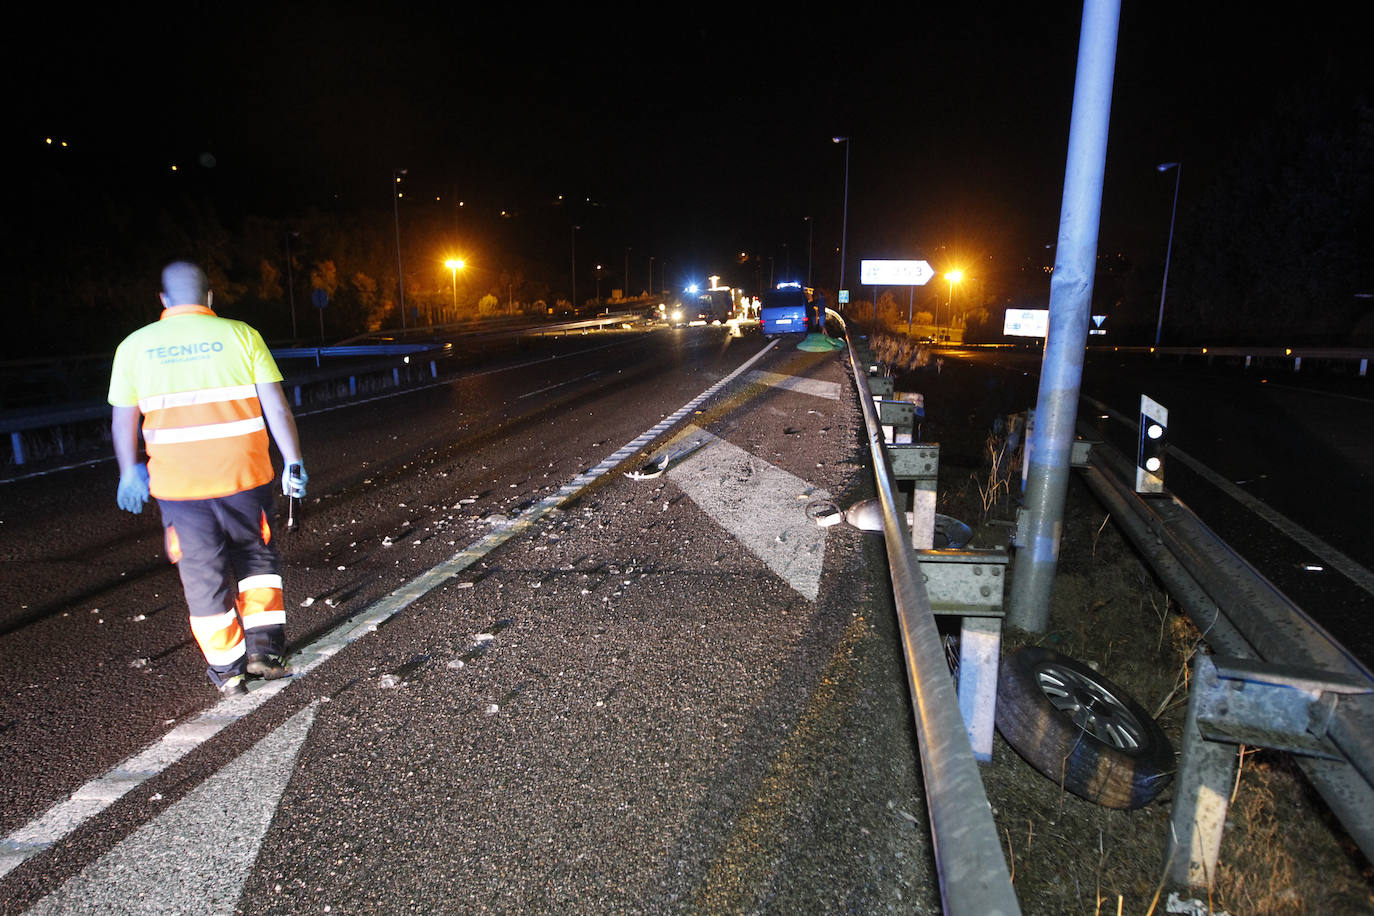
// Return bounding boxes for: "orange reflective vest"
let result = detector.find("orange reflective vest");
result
[109,305,283,500]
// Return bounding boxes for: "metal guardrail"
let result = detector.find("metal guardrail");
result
[839,315,1021,915]
[0,317,663,472]
[0,346,452,470]
[1095,344,1373,375]
[1071,423,1374,877]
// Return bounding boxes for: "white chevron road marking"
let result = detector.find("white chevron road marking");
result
[667,426,830,600]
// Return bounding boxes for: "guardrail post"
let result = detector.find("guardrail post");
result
[1361,358,1368,377]
[916,548,1009,762]
[889,443,939,548]
[1167,654,1237,889]
[1168,653,1372,887]
[10,432,24,467]
[876,399,914,445]
[430,359,438,378]
[393,368,400,386]
[293,385,302,408]
[349,376,357,397]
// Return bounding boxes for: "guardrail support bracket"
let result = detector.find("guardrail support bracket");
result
[1167,653,1373,888]
[916,547,1009,761]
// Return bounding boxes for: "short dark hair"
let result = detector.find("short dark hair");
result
[161,261,209,306]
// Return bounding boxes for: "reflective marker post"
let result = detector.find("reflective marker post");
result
[1007,0,1121,633]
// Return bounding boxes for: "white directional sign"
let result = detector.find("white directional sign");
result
[860,259,934,286]
[1003,308,1049,338]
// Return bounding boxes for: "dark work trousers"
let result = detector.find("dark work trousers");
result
[158,482,285,686]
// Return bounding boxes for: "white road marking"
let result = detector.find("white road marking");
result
[517,370,603,399]
[0,338,780,880]
[744,369,841,401]
[667,426,830,600]
[23,703,318,916]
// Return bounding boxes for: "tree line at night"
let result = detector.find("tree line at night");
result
[9,68,1370,362]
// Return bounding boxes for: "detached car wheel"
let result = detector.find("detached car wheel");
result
[995,646,1174,809]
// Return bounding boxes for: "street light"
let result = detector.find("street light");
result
[944,269,963,338]
[445,258,464,321]
[393,168,407,329]
[1155,162,1182,347]
[832,137,850,298]
[804,216,814,288]
[571,225,580,312]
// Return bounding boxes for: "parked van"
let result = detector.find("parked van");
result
[759,283,810,337]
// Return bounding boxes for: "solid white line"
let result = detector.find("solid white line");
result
[0,337,779,880]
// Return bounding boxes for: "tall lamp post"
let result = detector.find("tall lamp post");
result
[571,225,580,312]
[832,137,850,298]
[804,216,814,288]
[944,269,963,339]
[1155,162,1181,347]
[445,258,464,322]
[393,168,408,330]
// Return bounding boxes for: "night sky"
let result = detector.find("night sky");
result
[8,3,1369,297]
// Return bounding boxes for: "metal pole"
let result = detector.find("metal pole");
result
[1155,162,1181,347]
[1007,0,1121,632]
[393,168,407,330]
[805,216,814,288]
[571,225,579,311]
[833,137,850,296]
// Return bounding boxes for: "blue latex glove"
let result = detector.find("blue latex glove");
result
[282,462,308,498]
[117,464,150,514]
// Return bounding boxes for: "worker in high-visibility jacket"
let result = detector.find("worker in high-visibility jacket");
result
[109,260,307,698]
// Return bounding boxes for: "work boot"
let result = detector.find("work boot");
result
[219,675,248,698]
[246,654,292,680]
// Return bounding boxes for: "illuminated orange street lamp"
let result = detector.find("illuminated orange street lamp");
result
[942,269,963,337]
[445,258,465,320]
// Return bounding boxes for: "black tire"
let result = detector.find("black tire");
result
[995,646,1174,809]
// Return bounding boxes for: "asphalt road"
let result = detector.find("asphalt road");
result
[5,327,1369,913]
[0,326,939,914]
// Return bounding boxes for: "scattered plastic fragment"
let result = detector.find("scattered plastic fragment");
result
[626,439,707,480]
[1166,893,1231,916]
